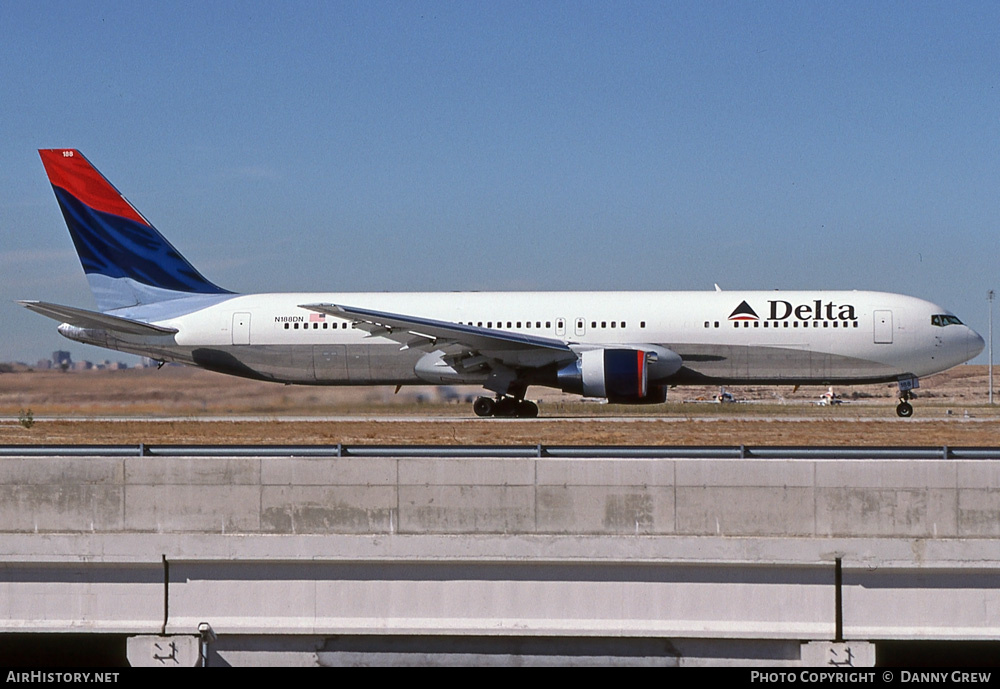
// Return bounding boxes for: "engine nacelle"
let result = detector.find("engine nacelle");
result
[556,347,681,402]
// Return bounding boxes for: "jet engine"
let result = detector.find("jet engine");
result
[556,346,681,403]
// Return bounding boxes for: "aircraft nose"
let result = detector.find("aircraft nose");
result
[968,327,986,359]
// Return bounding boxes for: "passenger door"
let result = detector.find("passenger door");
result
[873,310,893,344]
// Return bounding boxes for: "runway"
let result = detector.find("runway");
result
[5,411,1000,423]
[4,411,1000,449]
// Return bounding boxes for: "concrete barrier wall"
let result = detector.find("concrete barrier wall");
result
[2,454,1000,645]
[1,455,999,538]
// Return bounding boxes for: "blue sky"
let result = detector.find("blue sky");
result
[2,1,999,363]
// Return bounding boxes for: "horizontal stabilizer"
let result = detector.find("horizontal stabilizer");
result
[17,301,178,336]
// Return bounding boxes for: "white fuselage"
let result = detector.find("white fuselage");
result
[59,289,984,389]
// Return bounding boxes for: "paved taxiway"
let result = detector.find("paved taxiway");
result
[5,412,1000,423]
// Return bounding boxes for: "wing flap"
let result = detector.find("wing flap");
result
[18,300,178,336]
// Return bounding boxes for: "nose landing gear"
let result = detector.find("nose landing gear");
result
[895,377,919,418]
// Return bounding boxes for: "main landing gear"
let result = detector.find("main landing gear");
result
[895,377,919,418]
[473,395,539,418]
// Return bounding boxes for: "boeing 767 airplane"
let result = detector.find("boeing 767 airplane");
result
[21,149,984,417]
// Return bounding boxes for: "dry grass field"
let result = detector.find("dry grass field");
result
[1,364,998,446]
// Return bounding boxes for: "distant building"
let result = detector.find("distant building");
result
[51,350,73,371]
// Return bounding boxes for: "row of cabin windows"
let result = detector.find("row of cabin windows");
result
[284,320,863,333]
[285,320,648,331]
[708,320,861,329]
[284,322,349,330]
[462,321,646,330]
[464,321,552,329]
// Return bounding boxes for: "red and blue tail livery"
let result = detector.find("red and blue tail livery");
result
[38,149,230,311]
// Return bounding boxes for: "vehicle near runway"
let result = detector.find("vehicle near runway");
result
[22,150,984,418]
[714,388,736,404]
[816,386,844,406]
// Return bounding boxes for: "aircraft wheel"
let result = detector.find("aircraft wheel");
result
[494,397,518,417]
[896,401,913,418]
[473,397,495,417]
[516,400,539,418]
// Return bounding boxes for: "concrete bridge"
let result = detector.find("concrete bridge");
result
[1,445,998,666]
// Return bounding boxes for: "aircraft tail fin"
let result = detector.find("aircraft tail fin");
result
[38,149,231,311]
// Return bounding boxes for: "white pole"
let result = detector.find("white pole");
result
[989,290,994,405]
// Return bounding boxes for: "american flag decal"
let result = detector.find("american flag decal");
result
[309,313,325,322]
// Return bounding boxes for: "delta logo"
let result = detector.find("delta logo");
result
[728,301,759,321]
[728,300,858,322]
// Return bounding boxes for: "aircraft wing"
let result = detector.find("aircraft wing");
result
[18,300,179,336]
[299,303,576,368]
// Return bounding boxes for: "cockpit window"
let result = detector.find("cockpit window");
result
[931,314,963,327]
